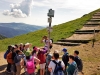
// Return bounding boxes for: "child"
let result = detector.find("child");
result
[37,48,46,75]
[14,50,25,75]
[62,48,69,74]
[20,52,40,75]
[48,51,65,75]
[5,45,12,73]
[74,50,83,74]
[67,55,78,75]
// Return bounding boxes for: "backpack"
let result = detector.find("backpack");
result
[4,50,10,59]
[6,52,14,64]
[14,54,20,63]
[73,65,78,75]
[75,57,83,71]
[46,53,52,65]
[52,60,64,75]
[26,56,35,74]
[62,53,69,66]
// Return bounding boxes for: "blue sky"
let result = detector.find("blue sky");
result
[0,0,100,26]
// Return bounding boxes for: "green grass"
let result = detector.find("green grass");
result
[0,9,100,51]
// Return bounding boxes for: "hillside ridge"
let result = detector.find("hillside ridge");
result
[0,23,44,38]
[0,9,100,51]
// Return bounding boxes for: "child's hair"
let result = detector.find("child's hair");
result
[33,46,36,49]
[69,55,75,60]
[8,45,12,50]
[16,50,21,54]
[32,50,36,56]
[53,52,59,59]
[26,56,31,60]
[15,44,19,48]
[74,50,79,55]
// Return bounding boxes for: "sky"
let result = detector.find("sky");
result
[0,0,100,26]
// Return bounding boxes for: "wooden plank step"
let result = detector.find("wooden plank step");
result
[95,12,100,14]
[57,39,91,43]
[84,23,99,25]
[87,19,100,22]
[91,18,100,20]
[93,14,100,16]
[92,17,100,19]
[75,32,94,34]
[86,23,100,24]
[54,42,80,46]
[75,30,100,32]
[84,24,100,27]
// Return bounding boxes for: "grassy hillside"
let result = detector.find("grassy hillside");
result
[0,9,100,51]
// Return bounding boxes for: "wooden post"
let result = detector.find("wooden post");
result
[92,29,95,47]
[48,17,52,52]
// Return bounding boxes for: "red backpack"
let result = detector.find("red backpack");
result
[37,51,45,64]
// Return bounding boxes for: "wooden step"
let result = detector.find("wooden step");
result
[54,42,80,46]
[75,30,100,32]
[93,14,100,16]
[84,24,100,27]
[75,32,94,34]
[87,19,100,22]
[84,23,99,26]
[92,17,100,19]
[57,39,91,43]
[91,19,100,20]
[95,12,100,14]
[86,22,100,24]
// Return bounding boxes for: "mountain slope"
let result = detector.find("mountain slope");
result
[0,23,44,37]
[0,8,100,51]
[0,26,28,37]
[0,34,6,40]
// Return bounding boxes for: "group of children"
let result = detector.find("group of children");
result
[4,36,83,75]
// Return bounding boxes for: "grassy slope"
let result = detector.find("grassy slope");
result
[0,9,100,51]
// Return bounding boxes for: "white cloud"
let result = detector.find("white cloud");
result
[1,0,100,26]
[3,0,33,18]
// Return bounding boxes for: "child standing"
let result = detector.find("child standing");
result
[37,48,46,75]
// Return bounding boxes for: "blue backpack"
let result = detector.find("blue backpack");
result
[4,50,10,59]
[52,60,64,75]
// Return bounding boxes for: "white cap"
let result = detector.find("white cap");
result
[20,43,23,45]
[25,42,30,45]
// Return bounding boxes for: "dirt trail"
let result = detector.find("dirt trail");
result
[0,41,100,75]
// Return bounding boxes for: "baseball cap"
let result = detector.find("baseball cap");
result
[62,48,67,52]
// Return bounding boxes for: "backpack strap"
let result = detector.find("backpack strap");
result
[52,60,61,73]
[52,60,61,65]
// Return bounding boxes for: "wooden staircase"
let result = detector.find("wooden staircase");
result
[54,12,100,46]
